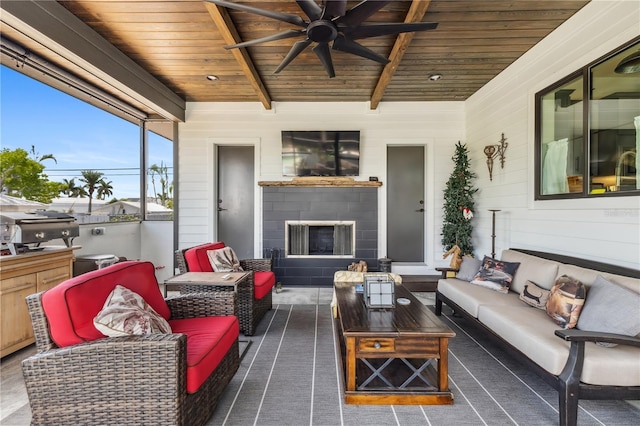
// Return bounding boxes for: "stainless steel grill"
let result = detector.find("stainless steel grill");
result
[1,211,79,255]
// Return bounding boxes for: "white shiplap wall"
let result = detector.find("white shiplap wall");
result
[178,0,639,271]
[465,0,640,269]
[179,102,465,274]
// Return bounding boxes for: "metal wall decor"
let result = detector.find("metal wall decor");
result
[484,133,508,181]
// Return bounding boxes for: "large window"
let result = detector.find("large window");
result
[0,65,174,221]
[536,38,640,199]
[146,126,174,221]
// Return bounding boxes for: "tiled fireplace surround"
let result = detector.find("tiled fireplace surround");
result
[262,187,378,287]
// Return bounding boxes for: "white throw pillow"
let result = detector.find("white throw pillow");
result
[94,285,172,337]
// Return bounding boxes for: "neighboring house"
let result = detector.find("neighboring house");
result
[92,200,172,220]
[0,194,47,213]
[47,198,108,215]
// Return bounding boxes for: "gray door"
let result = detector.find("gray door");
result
[217,145,254,259]
[387,146,425,262]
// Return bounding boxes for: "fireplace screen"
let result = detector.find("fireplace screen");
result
[286,220,355,257]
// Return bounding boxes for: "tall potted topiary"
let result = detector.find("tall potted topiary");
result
[441,141,477,265]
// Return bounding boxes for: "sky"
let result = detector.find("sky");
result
[0,65,173,200]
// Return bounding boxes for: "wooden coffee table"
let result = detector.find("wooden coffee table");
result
[334,282,455,405]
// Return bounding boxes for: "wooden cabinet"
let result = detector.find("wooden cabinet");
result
[0,247,75,357]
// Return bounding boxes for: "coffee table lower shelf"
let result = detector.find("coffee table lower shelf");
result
[344,390,454,405]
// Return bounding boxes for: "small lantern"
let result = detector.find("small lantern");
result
[364,273,395,308]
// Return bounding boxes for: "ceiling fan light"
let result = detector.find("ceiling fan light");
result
[615,52,640,74]
[429,74,442,81]
[206,75,219,81]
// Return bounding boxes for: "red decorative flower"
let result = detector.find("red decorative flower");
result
[462,207,473,220]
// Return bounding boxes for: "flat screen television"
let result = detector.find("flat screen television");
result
[282,130,360,177]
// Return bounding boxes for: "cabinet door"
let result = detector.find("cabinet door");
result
[1,274,36,355]
[38,266,71,293]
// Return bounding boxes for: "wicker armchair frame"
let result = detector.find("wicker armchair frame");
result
[175,249,273,336]
[23,291,240,426]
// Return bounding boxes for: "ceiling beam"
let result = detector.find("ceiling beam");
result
[204,2,272,110]
[370,0,432,110]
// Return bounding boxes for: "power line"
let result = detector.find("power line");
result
[47,167,173,172]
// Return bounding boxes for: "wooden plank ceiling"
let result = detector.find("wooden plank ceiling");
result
[48,1,589,111]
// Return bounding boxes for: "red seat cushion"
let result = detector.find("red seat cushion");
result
[254,271,276,300]
[184,242,226,272]
[42,261,170,347]
[169,316,239,393]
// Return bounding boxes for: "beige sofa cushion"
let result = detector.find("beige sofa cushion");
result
[437,278,518,318]
[478,304,640,386]
[557,264,602,288]
[599,272,640,294]
[501,250,559,293]
[478,304,570,376]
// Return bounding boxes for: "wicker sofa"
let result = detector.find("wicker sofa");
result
[176,242,275,336]
[435,249,640,426]
[22,261,240,426]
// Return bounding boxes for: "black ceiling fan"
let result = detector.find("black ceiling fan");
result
[205,0,438,78]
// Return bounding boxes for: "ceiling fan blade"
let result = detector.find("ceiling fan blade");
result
[332,35,389,64]
[323,0,347,19]
[225,29,304,50]
[335,0,391,27]
[296,0,322,21]
[205,0,306,28]
[346,22,438,39]
[312,42,335,78]
[274,39,313,74]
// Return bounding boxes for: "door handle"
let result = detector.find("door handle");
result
[415,208,425,212]
[218,207,228,211]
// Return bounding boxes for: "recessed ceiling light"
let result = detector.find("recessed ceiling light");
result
[428,74,442,81]
[206,75,219,81]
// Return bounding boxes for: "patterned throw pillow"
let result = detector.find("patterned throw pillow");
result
[94,285,172,337]
[470,256,520,294]
[519,280,551,309]
[207,247,244,272]
[546,275,586,329]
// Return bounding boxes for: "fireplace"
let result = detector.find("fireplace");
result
[286,220,355,258]
[262,186,378,286]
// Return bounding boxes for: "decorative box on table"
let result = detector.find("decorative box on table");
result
[364,273,395,308]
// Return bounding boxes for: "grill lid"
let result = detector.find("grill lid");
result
[1,211,79,255]
[0,211,75,224]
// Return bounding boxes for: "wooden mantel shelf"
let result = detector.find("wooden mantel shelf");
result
[259,177,382,187]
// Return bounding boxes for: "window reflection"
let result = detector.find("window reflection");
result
[536,39,640,198]
[589,44,640,193]
[539,75,584,195]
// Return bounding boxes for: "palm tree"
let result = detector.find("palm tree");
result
[60,178,85,197]
[148,162,172,207]
[79,170,104,214]
[96,179,114,200]
[29,145,56,164]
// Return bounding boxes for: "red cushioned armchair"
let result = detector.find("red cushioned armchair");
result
[176,242,276,336]
[22,261,240,426]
